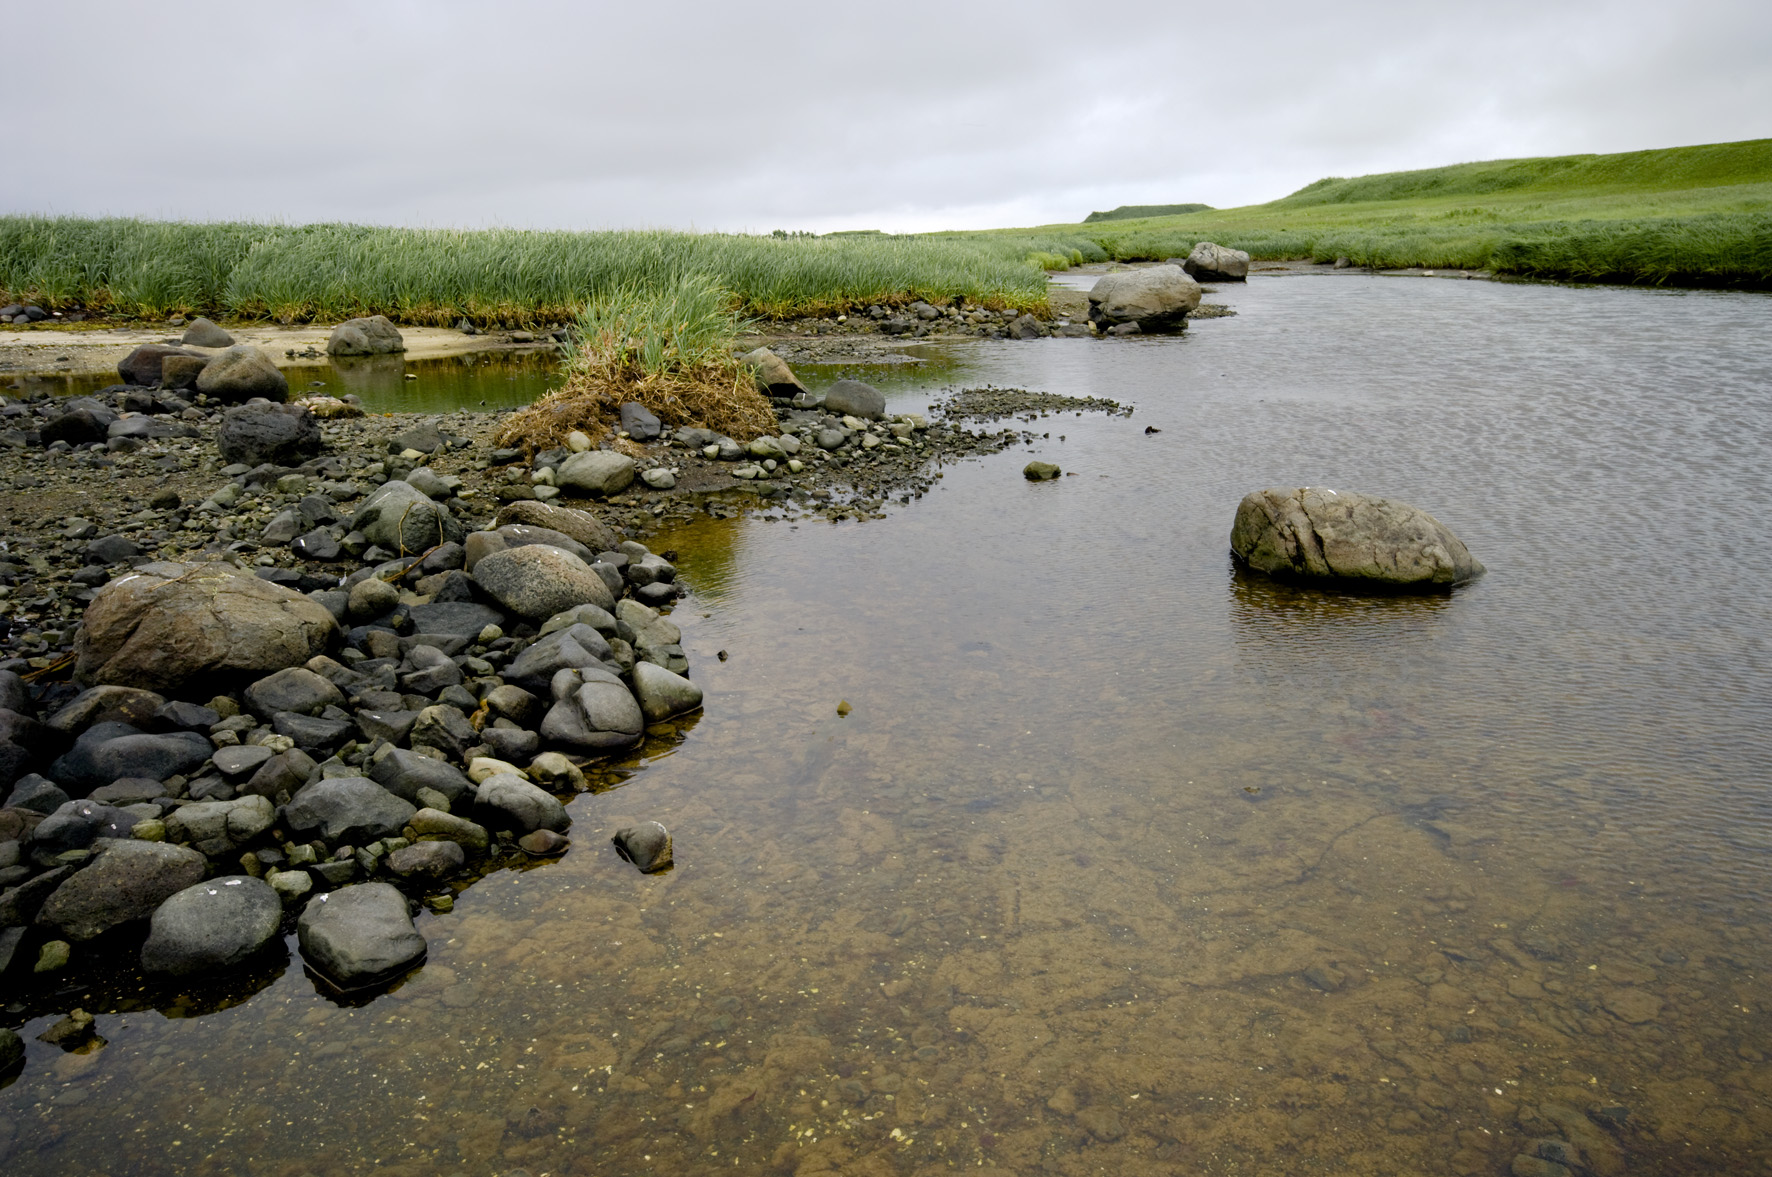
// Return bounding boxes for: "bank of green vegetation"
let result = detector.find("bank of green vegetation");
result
[998,138,1772,287]
[0,219,1052,324]
[2,139,1767,327]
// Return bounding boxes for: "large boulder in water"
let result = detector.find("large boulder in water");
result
[1181,241,1250,282]
[297,882,426,990]
[217,402,322,466]
[74,560,340,691]
[196,345,289,402]
[1231,487,1485,589]
[326,315,405,356]
[1087,265,1201,332]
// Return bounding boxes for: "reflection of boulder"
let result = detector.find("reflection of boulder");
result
[327,352,407,398]
[1231,487,1484,589]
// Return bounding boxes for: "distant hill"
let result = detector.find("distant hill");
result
[1274,139,1772,206]
[1083,203,1213,223]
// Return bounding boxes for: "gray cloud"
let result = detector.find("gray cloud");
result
[3,0,1767,232]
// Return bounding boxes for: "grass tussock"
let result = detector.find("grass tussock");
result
[493,274,776,452]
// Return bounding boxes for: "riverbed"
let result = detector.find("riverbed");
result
[2,273,1769,1176]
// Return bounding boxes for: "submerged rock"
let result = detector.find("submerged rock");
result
[612,822,673,873]
[1231,487,1485,589]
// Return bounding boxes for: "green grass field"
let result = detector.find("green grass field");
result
[0,220,1051,324]
[1010,138,1772,286]
[1,139,1767,324]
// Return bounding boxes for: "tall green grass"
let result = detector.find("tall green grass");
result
[0,218,1053,322]
[562,272,745,381]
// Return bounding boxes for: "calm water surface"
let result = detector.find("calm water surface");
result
[33,349,559,413]
[4,275,1770,1176]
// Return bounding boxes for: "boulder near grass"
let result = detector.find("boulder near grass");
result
[495,272,775,453]
[1181,241,1251,281]
[326,315,405,356]
[1231,487,1485,589]
[1087,264,1201,332]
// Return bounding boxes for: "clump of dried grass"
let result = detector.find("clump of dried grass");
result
[495,273,776,454]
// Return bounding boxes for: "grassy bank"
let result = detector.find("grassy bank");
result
[4,139,1767,325]
[1007,138,1772,287]
[0,219,1052,324]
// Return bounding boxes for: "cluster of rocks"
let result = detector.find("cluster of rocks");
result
[0,474,698,996]
[1,303,52,326]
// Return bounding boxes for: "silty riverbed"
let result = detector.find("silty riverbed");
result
[2,273,1769,1176]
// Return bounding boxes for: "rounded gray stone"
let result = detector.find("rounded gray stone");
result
[141,875,282,976]
[296,882,426,990]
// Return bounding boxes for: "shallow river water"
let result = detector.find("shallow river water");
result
[4,274,1771,1176]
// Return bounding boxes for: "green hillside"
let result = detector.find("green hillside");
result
[1083,203,1213,223]
[1013,138,1772,287]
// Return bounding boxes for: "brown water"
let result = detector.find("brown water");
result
[4,275,1772,1176]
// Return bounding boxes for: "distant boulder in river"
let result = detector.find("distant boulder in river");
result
[1181,241,1250,282]
[1231,487,1485,589]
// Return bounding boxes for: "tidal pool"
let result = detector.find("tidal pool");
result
[31,348,560,414]
[3,275,1770,1176]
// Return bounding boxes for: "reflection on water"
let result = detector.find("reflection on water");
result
[32,349,560,414]
[4,276,1771,1176]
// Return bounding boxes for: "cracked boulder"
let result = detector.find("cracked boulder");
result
[1231,487,1485,589]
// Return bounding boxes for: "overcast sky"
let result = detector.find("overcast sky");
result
[4,0,1767,234]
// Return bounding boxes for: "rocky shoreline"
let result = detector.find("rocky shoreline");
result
[0,331,1139,1056]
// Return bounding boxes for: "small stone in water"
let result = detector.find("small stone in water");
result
[519,829,569,856]
[611,822,672,873]
[836,700,852,716]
